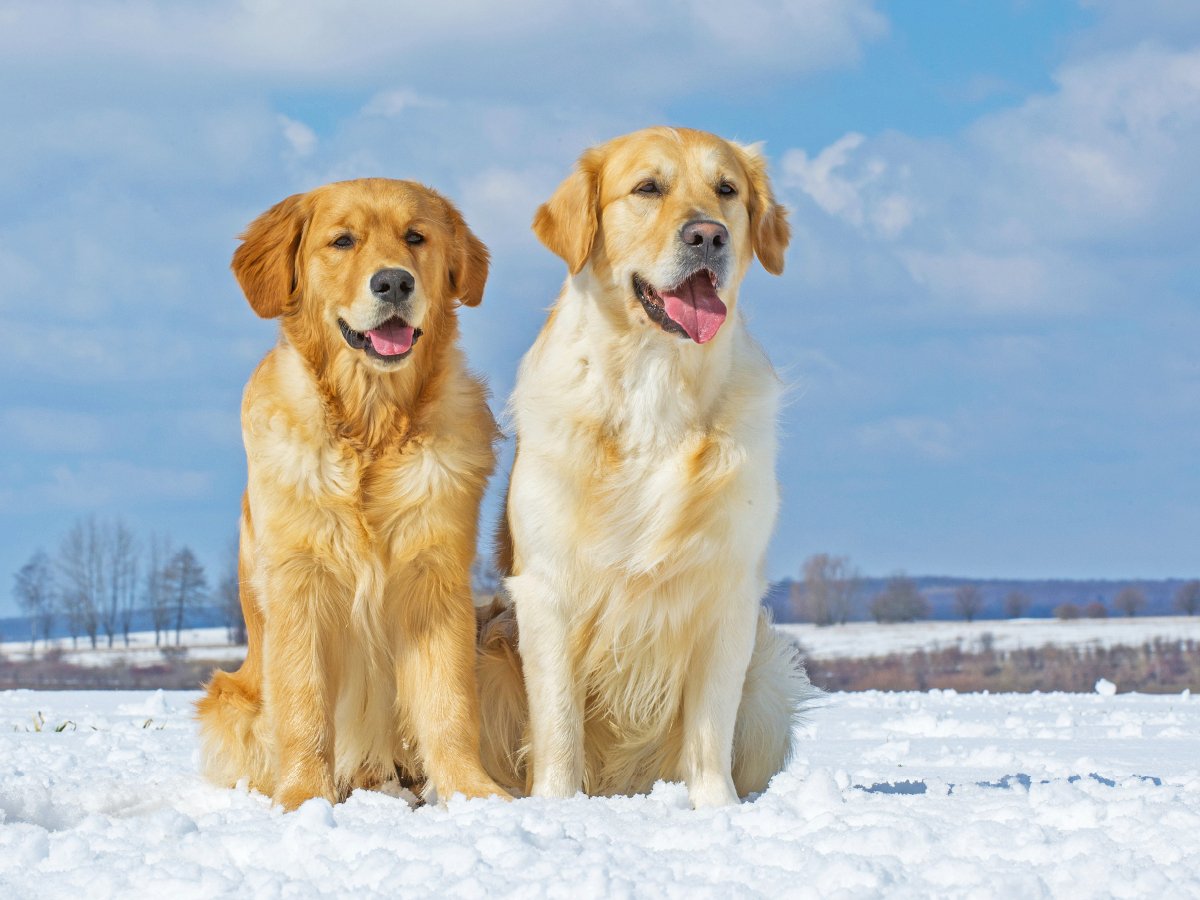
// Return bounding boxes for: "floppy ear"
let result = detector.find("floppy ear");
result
[532,148,602,275]
[443,198,491,307]
[231,192,309,319]
[738,143,791,276]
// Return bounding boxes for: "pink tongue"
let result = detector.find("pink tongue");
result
[366,321,414,356]
[660,273,727,343]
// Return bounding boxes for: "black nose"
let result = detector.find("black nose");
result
[370,268,415,303]
[680,220,729,252]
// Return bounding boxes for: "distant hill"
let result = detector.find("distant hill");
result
[763,576,1198,624]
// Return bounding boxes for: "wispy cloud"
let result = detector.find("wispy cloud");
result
[278,115,316,157]
[856,416,956,461]
[361,89,440,117]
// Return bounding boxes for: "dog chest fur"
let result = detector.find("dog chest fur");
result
[244,341,493,581]
[509,285,780,585]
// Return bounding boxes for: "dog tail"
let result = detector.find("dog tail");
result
[474,595,529,795]
[195,661,273,794]
[194,508,274,795]
[732,607,823,796]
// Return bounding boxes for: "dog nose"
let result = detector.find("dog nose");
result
[680,220,729,252]
[370,268,415,302]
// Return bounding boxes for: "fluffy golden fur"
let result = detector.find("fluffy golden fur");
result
[196,178,508,810]
[476,127,817,806]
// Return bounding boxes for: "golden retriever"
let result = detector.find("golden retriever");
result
[196,178,508,810]
[476,127,817,806]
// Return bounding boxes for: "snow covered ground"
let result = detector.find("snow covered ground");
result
[778,616,1200,661]
[0,628,245,667]
[2,688,1198,898]
[8,616,1200,672]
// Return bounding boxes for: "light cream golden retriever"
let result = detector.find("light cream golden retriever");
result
[196,178,508,810]
[477,127,816,806]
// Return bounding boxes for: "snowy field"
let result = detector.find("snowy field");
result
[2,688,1198,898]
[778,616,1200,661]
[7,617,1200,672]
[0,628,245,667]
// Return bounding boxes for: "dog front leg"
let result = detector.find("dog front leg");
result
[509,572,583,798]
[262,563,343,812]
[396,574,509,803]
[679,600,758,807]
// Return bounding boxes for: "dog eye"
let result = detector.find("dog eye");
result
[719,182,736,196]
[405,231,425,245]
[332,235,355,249]
[634,181,660,195]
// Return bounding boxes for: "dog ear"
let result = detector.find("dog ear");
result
[231,192,309,319]
[532,148,602,276]
[738,143,791,276]
[443,198,491,308]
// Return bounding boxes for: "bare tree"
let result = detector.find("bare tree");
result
[827,556,861,625]
[797,553,861,626]
[216,537,246,645]
[1055,602,1082,620]
[869,574,931,624]
[13,549,55,649]
[99,520,138,648]
[1175,581,1200,617]
[144,532,174,647]
[57,516,105,649]
[797,554,830,624]
[952,584,984,622]
[118,546,140,648]
[1113,586,1146,618]
[1085,600,1108,618]
[164,547,208,645]
[1003,590,1030,619]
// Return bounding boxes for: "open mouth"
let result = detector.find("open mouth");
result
[633,270,727,344]
[338,316,423,362]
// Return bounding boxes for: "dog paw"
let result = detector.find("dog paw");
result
[687,776,740,808]
[275,770,337,812]
[448,776,513,802]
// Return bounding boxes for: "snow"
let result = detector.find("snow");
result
[778,616,1200,660]
[1,628,245,668]
[8,616,1200,672]
[3,688,1199,898]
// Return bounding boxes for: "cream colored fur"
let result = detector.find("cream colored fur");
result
[477,127,818,807]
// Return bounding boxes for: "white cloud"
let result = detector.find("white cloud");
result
[782,134,914,239]
[783,134,866,222]
[781,41,1200,313]
[362,89,439,117]
[458,166,555,250]
[900,251,1052,314]
[278,115,316,157]
[0,408,105,453]
[0,460,214,512]
[0,1,886,101]
[856,416,956,461]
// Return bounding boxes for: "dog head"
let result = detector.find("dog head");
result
[533,127,790,345]
[232,178,489,373]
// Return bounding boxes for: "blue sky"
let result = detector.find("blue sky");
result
[2,0,1199,615]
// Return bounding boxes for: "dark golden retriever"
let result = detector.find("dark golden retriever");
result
[197,178,508,810]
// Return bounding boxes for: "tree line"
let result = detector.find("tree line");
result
[10,516,246,649]
[790,553,1200,625]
